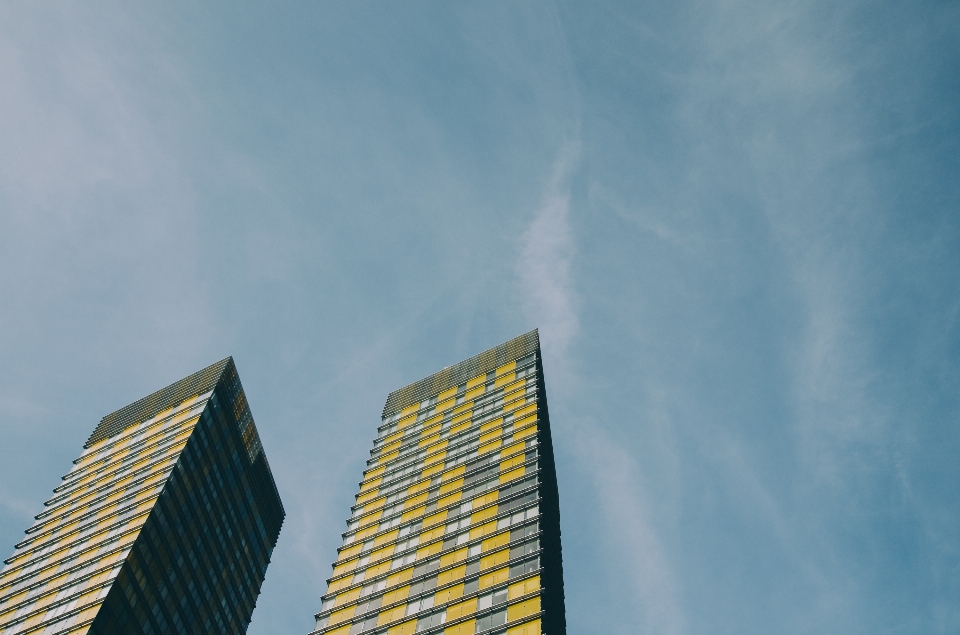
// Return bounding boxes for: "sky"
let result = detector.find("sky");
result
[1,2,959,634]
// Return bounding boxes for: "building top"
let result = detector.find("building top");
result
[381,329,540,418]
[85,357,234,447]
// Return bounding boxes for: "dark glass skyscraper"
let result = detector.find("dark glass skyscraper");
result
[311,330,565,635]
[0,358,284,635]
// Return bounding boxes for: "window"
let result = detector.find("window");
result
[499,477,536,500]
[320,596,335,611]
[496,505,538,531]
[417,610,446,632]
[355,594,383,616]
[406,594,434,615]
[509,539,539,560]
[379,516,401,531]
[348,615,380,635]
[474,609,506,632]
[360,579,386,597]
[409,575,437,596]
[462,577,479,594]
[391,552,416,570]
[476,588,508,610]
[499,492,537,515]
[412,558,439,578]
[396,535,419,552]
[509,522,538,543]
[398,520,422,539]
[442,532,470,552]
[508,557,539,579]
[382,503,403,517]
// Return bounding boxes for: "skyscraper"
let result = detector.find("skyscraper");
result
[311,330,564,635]
[0,358,284,635]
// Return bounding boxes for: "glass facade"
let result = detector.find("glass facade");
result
[0,358,284,635]
[310,330,565,635]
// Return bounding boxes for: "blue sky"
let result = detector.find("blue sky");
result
[1,2,959,633]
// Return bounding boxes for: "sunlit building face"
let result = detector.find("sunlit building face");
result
[310,330,565,635]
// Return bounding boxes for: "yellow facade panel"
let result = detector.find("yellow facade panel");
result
[377,604,407,626]
[372,544,394,561]
[443,618,476,635]
[382,584,410,605]
[437,564,466,586]
[494,372,516,387]
[335,587,362,607]
[439,478,463,496]
[508,575,540,599]
[465,386,484,400]
[479,548,509,571]
[422,463,444,478]
[513,404,537,418]
[424,451,445,467]
[480,418,504,434]
[401,506,425,522]
[374,530,400,548]
[465,375,486,390]
[506,617,541,635]
[404,493,428,509]
[439,547,467,568]
[358,511,382,529]
[416,541,442,560]
[499,466,525,485]
[434,582,463,605]
[423,511,447,529]
[420,525,445,543]
[387,618,418,635]
[330,560,358,578]
[470,505,497,525]
[514,425,537,441]
[367,561,391,578]
[359,478,382,493]
[329,604,356,625]
[479,428,501,444]
[479,440,501,455]
[386,567,414,587]
[437,492,461,508]
[481,531,510,553]
[407,480,430,496]
[445,597,477,620]
[479,567,509,590]
[496,361,518,375]
[469,521,496,541]
[503,398,529,413]
[507,596,541,622]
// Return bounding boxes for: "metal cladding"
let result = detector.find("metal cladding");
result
[0,360,284,635]
[311,329,565,635]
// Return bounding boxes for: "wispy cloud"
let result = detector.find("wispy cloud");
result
[518,143,580,363]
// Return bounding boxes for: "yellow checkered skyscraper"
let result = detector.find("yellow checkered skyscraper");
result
[0,358,284,635]
[311,330,565,635]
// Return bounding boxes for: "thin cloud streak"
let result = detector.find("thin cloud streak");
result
[518,144,580,363]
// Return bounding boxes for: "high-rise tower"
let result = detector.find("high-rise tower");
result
[311,330,564,635]
[0,358,284,635]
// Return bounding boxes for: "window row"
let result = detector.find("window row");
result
[376,356,537,440]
